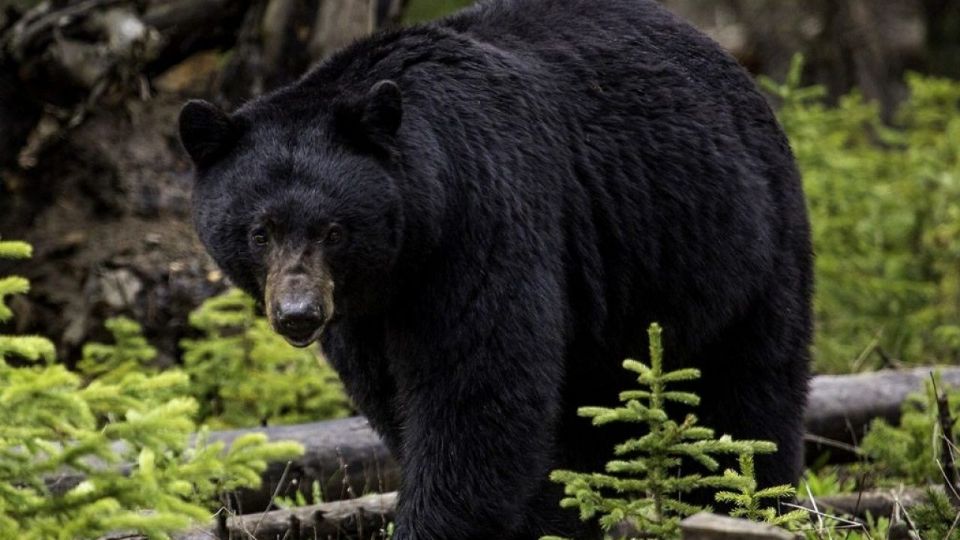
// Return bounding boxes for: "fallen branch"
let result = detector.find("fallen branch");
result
[801,486,931,519]
[175,492,396,540]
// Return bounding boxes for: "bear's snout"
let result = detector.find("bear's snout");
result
[262,246,335,347]
[274,297,325,347]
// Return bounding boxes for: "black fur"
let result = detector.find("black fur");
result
[179,100,243,167]
[182,0,813,538]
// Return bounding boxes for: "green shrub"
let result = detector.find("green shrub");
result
[78,317,157,383]
[799,467,857,497]
[180,289,351,429]
[860,372,959,485]
[909,488,960,539]
[715,453,808,528]
[545,324,803,539]
[763,56,960,371]
[0,239,303,539]
[850,374,960,538]
[79,290,351,430]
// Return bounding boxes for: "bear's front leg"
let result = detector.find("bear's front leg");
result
[322,321,405,458]
[390,287,565,540]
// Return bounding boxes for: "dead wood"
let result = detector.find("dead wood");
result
[805,366,960,459]
[174,492,397,540]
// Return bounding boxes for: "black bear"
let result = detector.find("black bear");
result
[179,0,812,538]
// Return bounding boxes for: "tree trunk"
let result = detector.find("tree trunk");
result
[309,0,376,59]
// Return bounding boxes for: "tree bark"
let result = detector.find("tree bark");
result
[309,0,376,59]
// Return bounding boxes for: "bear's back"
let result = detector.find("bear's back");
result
[440,0,748,95]
[428,0,805,354]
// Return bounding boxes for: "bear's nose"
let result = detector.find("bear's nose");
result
[275,300,324,345]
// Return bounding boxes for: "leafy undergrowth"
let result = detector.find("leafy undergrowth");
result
[84,288,352,430]
[768,56,960,372]
[550,330,960,539]
[181,289,351,428]
[800,372,960,539]
[546,324,808,540]
[1,238,303,539]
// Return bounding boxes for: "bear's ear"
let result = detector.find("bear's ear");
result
[335,80,403,149]
[178,100,239,168]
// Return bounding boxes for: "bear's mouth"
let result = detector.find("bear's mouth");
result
[277,324,326,348]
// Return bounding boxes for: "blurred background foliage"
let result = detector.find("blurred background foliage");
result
[179,289,351,428]
[404,0,471,23]
[0,239,304,539]
[78,291,352,429]
[765,58,960,372]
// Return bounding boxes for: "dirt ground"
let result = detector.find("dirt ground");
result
[1,94,224,365]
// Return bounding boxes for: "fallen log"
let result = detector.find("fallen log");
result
[804,486,931,519]
[209,417,399,513]
[680,512,800,540]
[173,492,396,540]
[56,367,960,512]
[48,416,400,513]
[805,366,960,458]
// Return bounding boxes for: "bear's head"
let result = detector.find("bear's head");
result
[179,80,406,347]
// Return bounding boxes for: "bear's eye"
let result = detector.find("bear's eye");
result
[325,223,344,246]
[251,228,269,246]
